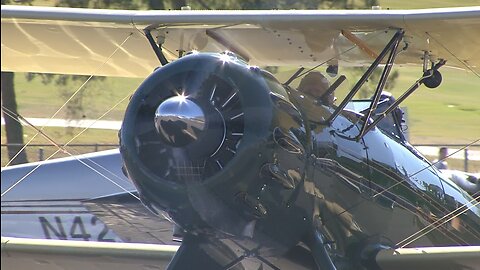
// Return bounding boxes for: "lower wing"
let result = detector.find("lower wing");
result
[3,237,479,270]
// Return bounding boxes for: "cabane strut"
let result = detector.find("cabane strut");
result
[144,28,169,66]
[319,29,445,141]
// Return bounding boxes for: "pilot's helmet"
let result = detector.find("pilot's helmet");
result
[378,91,404,123]
[380,91,394,101]
[298,71,330,98]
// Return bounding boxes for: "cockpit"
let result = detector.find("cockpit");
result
[287,76,406,142]
[345,94,407,141]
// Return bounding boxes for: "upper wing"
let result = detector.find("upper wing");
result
[2,5,479,77]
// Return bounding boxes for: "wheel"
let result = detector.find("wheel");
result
[423,69,442,89]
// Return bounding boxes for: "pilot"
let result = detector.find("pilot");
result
[298,71,335,106]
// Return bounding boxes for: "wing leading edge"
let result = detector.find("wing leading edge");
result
[376,246,480,270]
[2,5,480,77]
[1,237,178,270]
[3,237,479,270]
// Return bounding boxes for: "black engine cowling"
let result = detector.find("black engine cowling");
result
[120,52,310,244]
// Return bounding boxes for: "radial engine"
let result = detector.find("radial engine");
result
[120,52,312,248]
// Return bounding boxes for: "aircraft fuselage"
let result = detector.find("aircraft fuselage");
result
[120,52,480,268]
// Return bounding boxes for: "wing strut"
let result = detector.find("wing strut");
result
[144,29,169,66]
[341,30,379,59]
[355,29,405,141]
[321,29,405,126]
[358,59,446,139]
[321,29,447,140]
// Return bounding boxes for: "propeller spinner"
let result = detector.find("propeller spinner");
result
[154,95,206,147]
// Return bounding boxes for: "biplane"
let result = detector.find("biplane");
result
[1,5,480,270]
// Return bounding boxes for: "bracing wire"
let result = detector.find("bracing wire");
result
[1,94,138,200]
[426,32,480,79]
[3,24,479,246]
[372,139,480,199]
[4,33,133,168]
[397,195,480,247]
[1,31,135,198]
[316,139,480,245]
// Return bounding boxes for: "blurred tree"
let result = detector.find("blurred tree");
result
[354,67,400,99]
[1,0,32,4]
[171,0,187,9]
[24,73,105,133]
[147,0,166,9]
[1,0,30,164]
[187,0,378,10]
[1,72,29,164]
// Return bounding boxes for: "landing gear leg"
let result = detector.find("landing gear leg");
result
[307,219,338,270]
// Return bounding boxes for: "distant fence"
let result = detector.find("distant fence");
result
[412,144,479,172]
[1,143,119,165]
[2,143,479,172]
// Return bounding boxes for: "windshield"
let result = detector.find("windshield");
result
[346,99,405,141]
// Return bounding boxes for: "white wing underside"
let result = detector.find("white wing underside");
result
[2,5,480,77]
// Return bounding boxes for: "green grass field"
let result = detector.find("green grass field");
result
[1,125,119,166]
[9,66,480,143]
[2,67,479,170]
[389,67,480,144]
[277,65,480,144]
[13,74,143,120]
[1,1,479,170]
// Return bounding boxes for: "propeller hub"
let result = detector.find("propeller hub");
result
[154,95,206,147]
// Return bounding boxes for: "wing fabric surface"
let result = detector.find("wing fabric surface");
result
[84,192,179,245]
[2,5,480,77]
